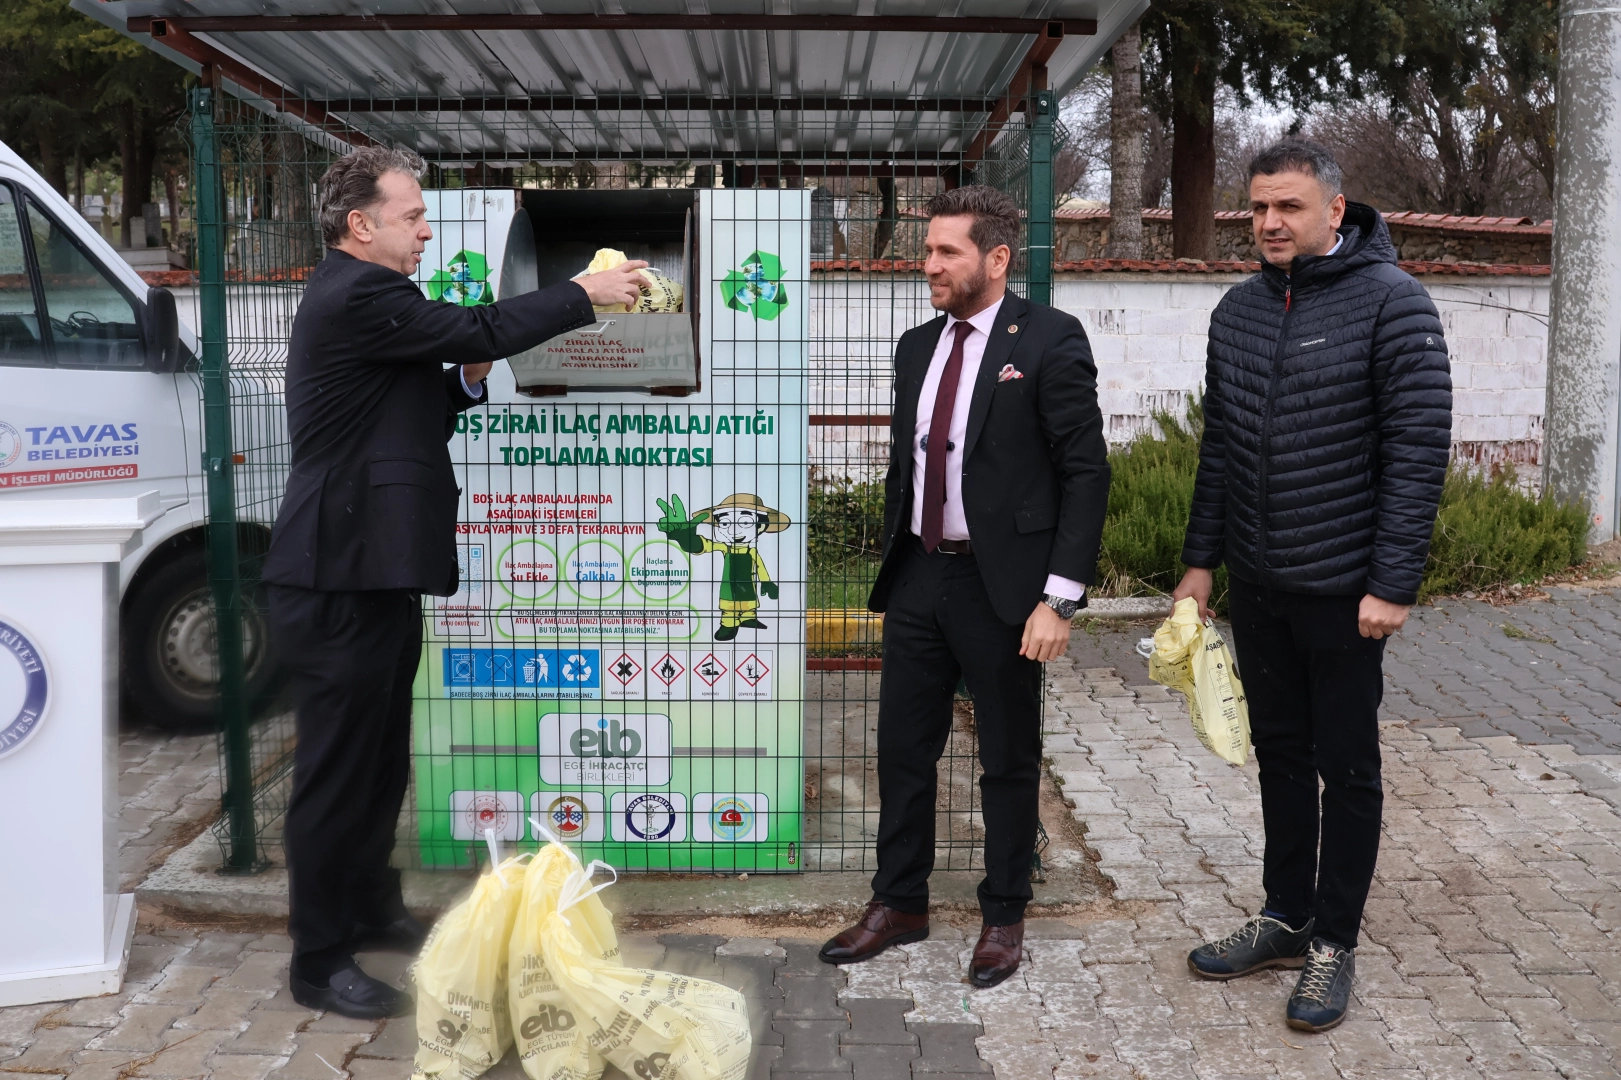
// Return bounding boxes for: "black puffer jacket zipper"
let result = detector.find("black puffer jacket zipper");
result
[1256,283,1292,578]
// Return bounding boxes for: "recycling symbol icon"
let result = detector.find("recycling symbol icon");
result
[427,249,493,306]
[720,250,789,321]
[562,653,593,683]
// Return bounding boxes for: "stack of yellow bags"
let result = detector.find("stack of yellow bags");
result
[410,828,751,1080]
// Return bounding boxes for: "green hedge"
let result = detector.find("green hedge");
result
[1097,402,1589,605]
[808,478,886,609]
[1420,465,1590,599]
[807,404,1590,610]
[1097,405,1229,605]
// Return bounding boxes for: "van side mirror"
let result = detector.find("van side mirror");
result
[143,286,182,373]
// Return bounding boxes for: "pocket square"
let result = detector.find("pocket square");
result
[997,364,1024,383]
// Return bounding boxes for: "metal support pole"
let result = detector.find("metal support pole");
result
[190,87,260,873]
[1545,0,1621,540]
[1027,90,1055,305]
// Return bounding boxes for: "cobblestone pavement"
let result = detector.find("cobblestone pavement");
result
[115,727,219,893]
[1023,658,1621,1080]
[7,614,1619,1079]
[1383,588,1621,757]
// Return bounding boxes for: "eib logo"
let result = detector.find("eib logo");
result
[720,251,788,321]
[428,249,493,306]
[519,1005,576,1039]
[569,716,642,758]
[634,1052,671,1078]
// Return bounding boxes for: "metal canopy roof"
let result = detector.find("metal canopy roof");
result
[76,1,1148,166]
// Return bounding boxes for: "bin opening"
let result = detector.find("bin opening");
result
[502,189,700,397]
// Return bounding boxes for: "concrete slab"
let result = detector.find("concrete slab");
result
[136,825,1101,920]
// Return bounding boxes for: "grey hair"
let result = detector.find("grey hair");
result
[925,185,1022,256]
[318,146,427,247]
[1247,139,1343,197]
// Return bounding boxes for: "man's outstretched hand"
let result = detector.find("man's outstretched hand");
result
[577,260,650,309]
[1358,594,1410,639]
[1171,567,1216,621]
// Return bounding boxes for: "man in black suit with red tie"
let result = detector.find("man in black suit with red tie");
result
[262,146,648,1018]
[819,186,1111,987]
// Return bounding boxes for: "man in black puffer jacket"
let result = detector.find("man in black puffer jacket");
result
[1173,141,1452,1033]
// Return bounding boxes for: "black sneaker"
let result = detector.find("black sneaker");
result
[1187,915,1314,980]
[1286,938,1355,1033]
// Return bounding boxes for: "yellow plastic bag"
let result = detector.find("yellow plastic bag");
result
[508,840,614,1080]
[1148,596,1251,765]
[581,248,684,314]
[542,864,751,1080]
[412,834,528,1080]
[514,825,751,1080]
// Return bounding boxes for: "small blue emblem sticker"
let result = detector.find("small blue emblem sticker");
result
[0,618,49,760]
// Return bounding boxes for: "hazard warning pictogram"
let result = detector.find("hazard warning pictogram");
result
[737,653,770,686]
[609,652,642,685]
[651,653,684,685]
[694,653,728,686]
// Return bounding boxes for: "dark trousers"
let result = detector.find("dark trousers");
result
[871,538,1043,926]
[1226,575,1386,949]
[268,585,421,981]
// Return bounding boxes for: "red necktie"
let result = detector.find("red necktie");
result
[920,321,975,552]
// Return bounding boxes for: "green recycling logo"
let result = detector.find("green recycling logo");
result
[720,251,788,321]
[427,249,493,306]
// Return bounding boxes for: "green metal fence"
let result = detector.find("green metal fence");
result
[187,84,1064,874]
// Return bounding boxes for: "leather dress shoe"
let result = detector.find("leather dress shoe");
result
[351,913,429,953]
[819,901,929,965]
[969,921,1024,989]
[290,964,412,1019]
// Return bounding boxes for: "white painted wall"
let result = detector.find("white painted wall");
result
[166,270,1551,486]
[810,271,1551,485]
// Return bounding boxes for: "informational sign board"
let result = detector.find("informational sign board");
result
[412,189,808,872]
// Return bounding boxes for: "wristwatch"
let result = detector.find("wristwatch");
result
[1042,593,1080,620]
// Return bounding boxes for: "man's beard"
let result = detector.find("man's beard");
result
[932,258,991,318]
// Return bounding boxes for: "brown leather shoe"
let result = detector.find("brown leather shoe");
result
[969,921,1025,989]
[818,901,929,965]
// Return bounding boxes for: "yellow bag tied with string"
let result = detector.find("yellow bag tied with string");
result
[518,838,752,1080]
[411,850,528,1080]
[582,248,684,313]
[1148,596,1251,765]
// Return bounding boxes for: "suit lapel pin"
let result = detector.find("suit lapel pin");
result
[997,364,1024,382]
[1007,324,1019,333]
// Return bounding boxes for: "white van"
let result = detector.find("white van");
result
[0,140,277,729]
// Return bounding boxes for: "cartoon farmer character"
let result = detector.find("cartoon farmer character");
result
[656,493,788,640]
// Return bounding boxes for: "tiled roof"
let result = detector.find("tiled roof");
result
[807,258,1550,276]
[1051,207,1553,234]
[1382,212,1552,234]
[142,260,1550,287]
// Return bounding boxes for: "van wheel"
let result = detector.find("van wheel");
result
[122,549,277,731]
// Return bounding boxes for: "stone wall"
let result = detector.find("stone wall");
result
[1052,211,1553,267]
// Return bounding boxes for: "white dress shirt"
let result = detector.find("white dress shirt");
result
[459,368,484,398]
[908,296,1084,603]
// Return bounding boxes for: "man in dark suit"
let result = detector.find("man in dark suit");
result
[818,186,1110,987]
[262,146,647,1018]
